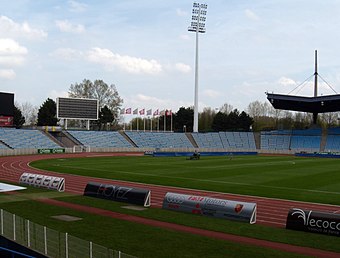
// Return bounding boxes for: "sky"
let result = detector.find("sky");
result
[1,0,340,115]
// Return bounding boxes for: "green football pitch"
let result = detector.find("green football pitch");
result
[30,155,340,205]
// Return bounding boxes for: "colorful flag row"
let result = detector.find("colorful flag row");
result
[120,108,172,116]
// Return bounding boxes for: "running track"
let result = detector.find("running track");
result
[1,152,340,228]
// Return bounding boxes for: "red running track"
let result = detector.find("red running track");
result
[1,152,340,228]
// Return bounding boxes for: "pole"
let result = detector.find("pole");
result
[193,4,201,133]
[164,111,166,132]
[314,50,318,97]
[170,111,173,132]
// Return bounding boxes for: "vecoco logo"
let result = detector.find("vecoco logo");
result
[287,208,340,237]
[291,208,312,226]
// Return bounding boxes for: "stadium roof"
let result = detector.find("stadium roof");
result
[266,50,340,124]
[266,93,340,113]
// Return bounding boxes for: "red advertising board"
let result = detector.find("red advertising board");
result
[0,116,13,127]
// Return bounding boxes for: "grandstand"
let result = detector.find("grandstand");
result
[324,127,340,152]
[192,132,223,148]
[260,130,291,150]
[67,130,133,148]
[0,128,60,149]
[1,127,340,154]
[125,131,193,148]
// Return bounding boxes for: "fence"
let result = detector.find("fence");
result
[0,209,137,258]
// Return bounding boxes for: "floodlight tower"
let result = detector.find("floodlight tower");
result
[188,2,207,133]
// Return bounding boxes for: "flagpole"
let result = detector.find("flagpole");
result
[164,110,166,132]
[170,110,173,132]
[157,116,159,132]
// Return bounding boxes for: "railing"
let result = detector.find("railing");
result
[0,209,137,258]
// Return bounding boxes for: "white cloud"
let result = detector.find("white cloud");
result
[55,20,85,33]
[175,63,191,73]
[68,0,88,12]
[0,69,15,79]
[124,94,191,112]
[203,89,220,98]
[245,9,260,21]
[49,90,68,100]
[180,34,190,40]
[0,38,27,55]
[0,38,27,66]
[50,48,83,60]
[0,16,47,40]
[176,8,187,17]
[277,76,297,87]
[86,47,162,74]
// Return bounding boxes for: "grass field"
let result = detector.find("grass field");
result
[31,155,340,205]
[2,154,340,257]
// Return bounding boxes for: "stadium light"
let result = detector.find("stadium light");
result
[188,2,207,132]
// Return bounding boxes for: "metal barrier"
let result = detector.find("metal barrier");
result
[0,209,137,258]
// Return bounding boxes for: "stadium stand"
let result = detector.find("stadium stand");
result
[67,130,133,148]
[325,127,340,152]
[219,132,256,149]
[191,132,224,148]
[0,128,60,149]
[261,130,291,150]
[260,129,322,151]
[125,131,194,148]
[290,129,321,151]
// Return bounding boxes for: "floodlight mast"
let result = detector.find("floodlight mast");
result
[188,2,207,132]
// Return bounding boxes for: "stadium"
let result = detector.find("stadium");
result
[1,88,340,258]
[2,2,340,258]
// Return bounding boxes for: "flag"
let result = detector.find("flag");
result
[120,108,125,115]
[139,109,145,115]
[125,108,131,114]
[166,110,172,116]
[153,109,159,116]
[146,109,152,116]
[133,108,138,115]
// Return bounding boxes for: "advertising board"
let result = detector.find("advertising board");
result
[162,192,257,224]
[84,182,151,207]
[19,173,65,192]
[286,208,340,237]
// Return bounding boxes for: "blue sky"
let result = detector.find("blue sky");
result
[1,0,340,115]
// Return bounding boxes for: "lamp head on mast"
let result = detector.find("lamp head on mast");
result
[188,3,207,33]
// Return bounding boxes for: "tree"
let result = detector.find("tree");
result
[19,102,38,126]
[198,107,217,132]
[239,111,254,131]
[98,105,114,130]
[69,79,123,123]
[13,105,25,128]
[212,112,227,131]
[173,107,194,132]
[37,98,58,126]
[220,103,233,114]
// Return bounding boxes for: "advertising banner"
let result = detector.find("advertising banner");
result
[19,172,65,192]
[286,208,340,237]
[162,192,257,224]
[83,182,151,207]
[37,148,65,154]
[0,116,13,127]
